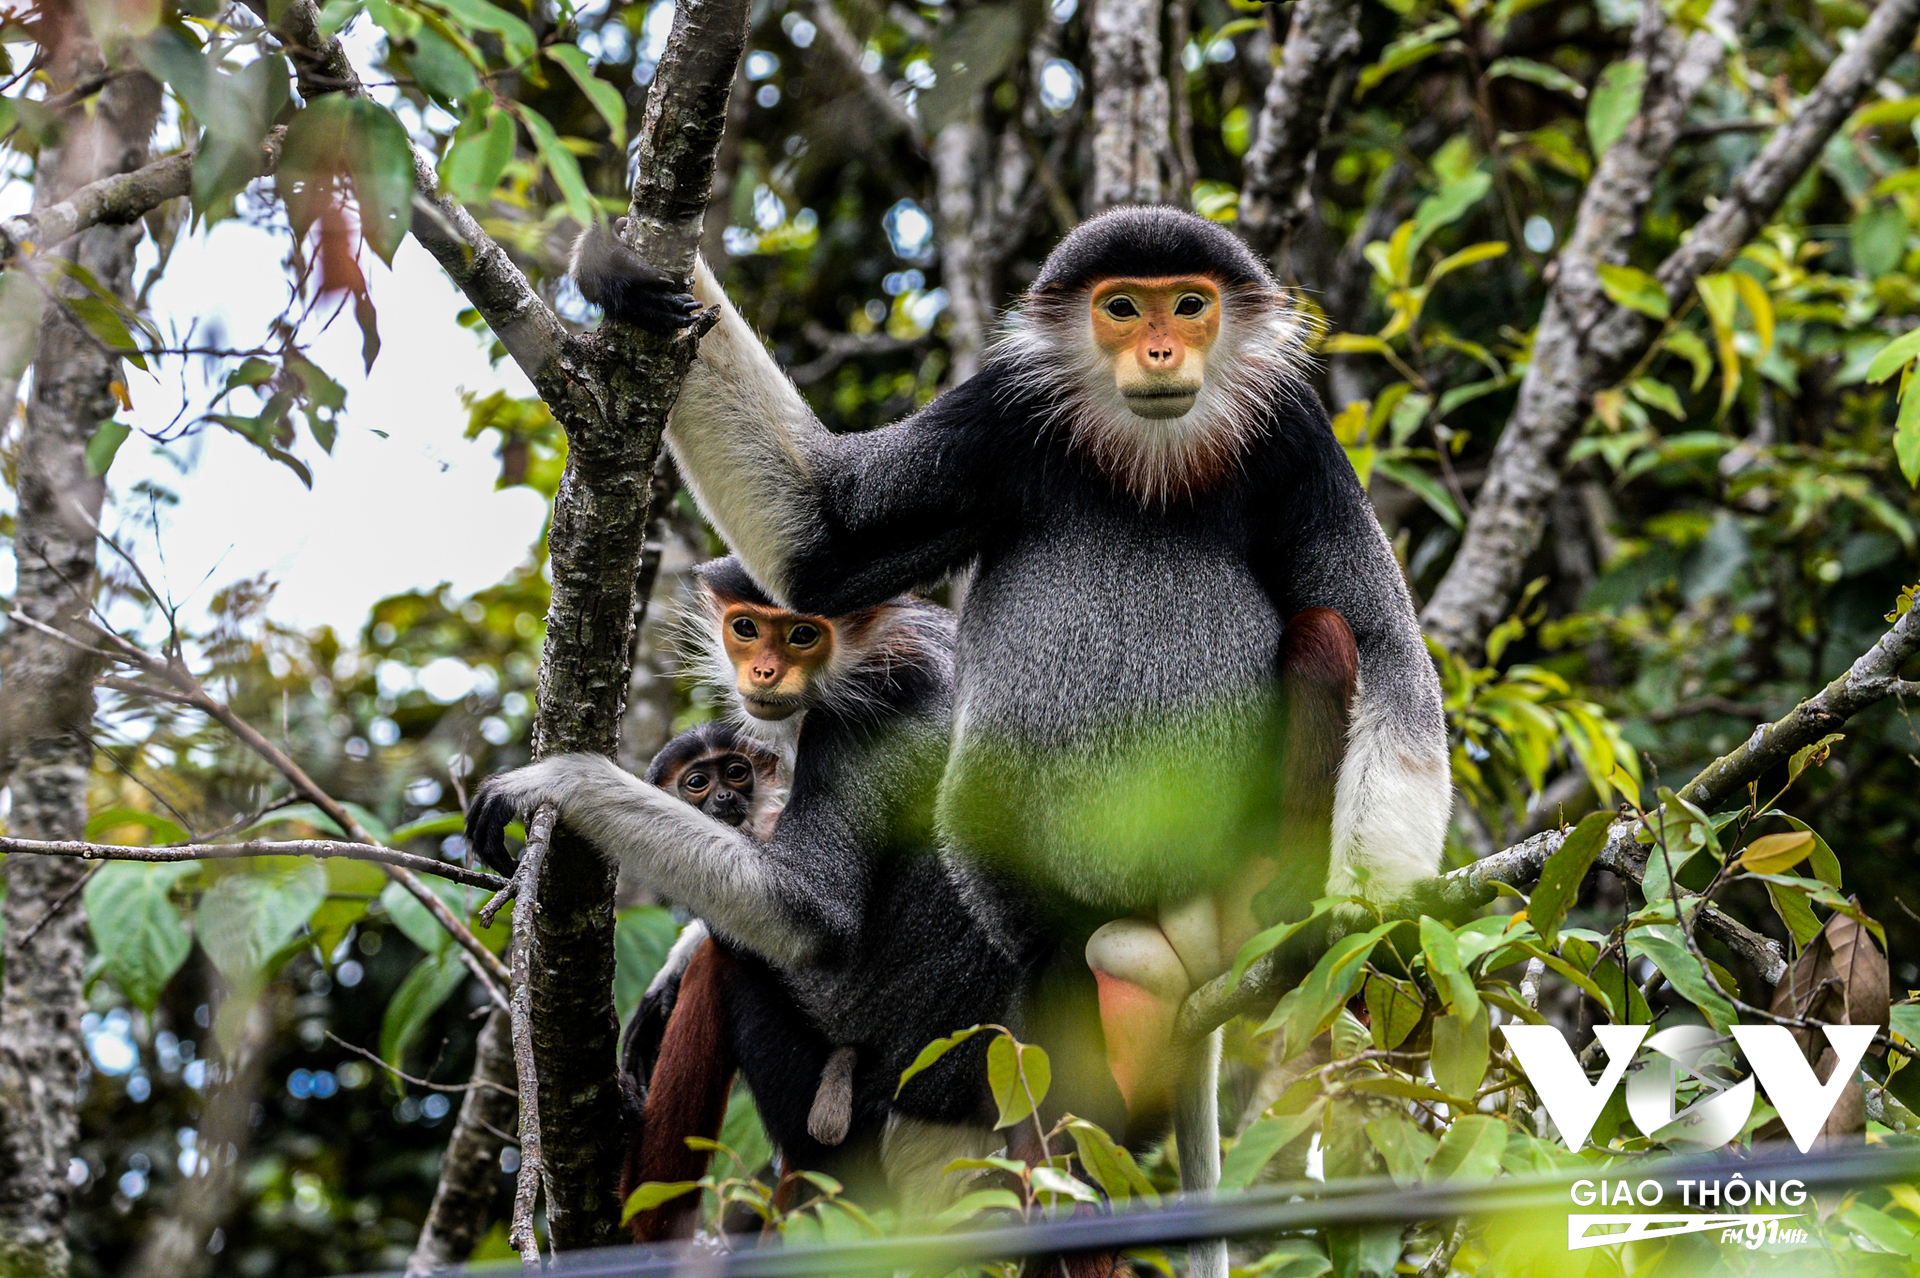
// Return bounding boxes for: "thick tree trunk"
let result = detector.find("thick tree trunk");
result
[405,1008,517,1274]
[0,17,157,1275]
[515,0,751,1246]
[1086,0,1168,213]
[933,119,992,382]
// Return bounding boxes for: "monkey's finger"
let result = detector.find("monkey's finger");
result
[465,788,521,876]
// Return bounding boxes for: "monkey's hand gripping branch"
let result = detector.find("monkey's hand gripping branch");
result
[468,754,831,969]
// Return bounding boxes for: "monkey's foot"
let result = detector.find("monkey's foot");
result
[1086,919,1192,1117]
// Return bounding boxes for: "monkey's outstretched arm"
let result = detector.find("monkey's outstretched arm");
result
[570,220,703,333]
[643,260,995,614]
[466,755,862,967]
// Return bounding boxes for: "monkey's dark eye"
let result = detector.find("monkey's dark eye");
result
[786,623,821,648]
[1174,294,1207,317]
[1104,296,1140,320]
[724,761,751,784]
[730,617,758,640]
[684,771,710,792]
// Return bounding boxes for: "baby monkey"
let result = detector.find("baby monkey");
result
[643,722,782,840]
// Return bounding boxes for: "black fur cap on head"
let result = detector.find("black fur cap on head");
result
[694,555,777,608]
[643,720,758,785]
[1031,206,1275,296]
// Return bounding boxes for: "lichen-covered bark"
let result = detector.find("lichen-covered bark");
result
[0,19,158,1274]
[512,0,751,1245]
[1087,0,1168,213]
[405,1009,517,1274]
[933,120,992,382]
[1236,0,1362,258]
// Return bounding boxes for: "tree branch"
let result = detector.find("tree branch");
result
[0,835,504,889]
[1177,602,1920,1038]
[508,807,554,1268]
[1414,0,1920,656]
[1236,0,1363,259]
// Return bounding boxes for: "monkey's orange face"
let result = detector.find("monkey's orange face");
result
[1089,277,1222,419]
[720,604,835,720]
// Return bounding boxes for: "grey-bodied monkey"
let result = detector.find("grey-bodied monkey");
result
[571,207,1450,1278]
[471,558,1020,1227]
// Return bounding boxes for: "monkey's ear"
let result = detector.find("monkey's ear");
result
[570,220,701,334]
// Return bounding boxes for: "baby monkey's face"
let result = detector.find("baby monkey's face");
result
[670,750,761,827]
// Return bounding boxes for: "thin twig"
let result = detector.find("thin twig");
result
[325,1032,518,1098]
[508,804,556,1268]
[0,836,506,891]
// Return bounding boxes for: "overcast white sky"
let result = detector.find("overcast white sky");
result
[2,214,551,637]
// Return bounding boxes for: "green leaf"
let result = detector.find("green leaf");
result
[379,876,476,957]
[1357,19,1461,95]
[1408,169,1493,260]
[85,862,195,1012]
[1264,923,1394,1057]
[1843,1203,1917,1256]
[406,26,482,103]
[84,420,132,477]
[1853,201,1908,279]
[516,105,595,229]
[344,99,415,264]
[1628,376,1685,420]
[1597,262,1670,319]
[1898,383,1920,487]
[1738,830,1813,875]
[1868,328,1920,383]
[1485,56,1585,99]
[1426,1113,1506,1182]
[440,107,517,205]
[1424,241,1507,289]
[986,1032,1050,1129]
[379,948,470,1081]
[1363,973,1423,1050]
[615,906,681,1026]
[621,1181,699,1222]
[84,807,187,846]
[387,812,467,844]
[1219,1104,1322,1189]
[546,43,627,144]
[1664,327,1714,391]
[1628,924,1735,1031]
[1528,811,1612,946]
[1764,880,1823,948]
[1065,1118,1160,1204]
[428,0,535,63]
[197,859,328,987]
[1430,1002,1490,1100]
[1586,59,1645,156]
[896,1025,983,1096]
[1363,1112,1439,1187]
[1696,272,1742,416]
[1372,456,1463,530]
[1419,915,1479,1023]
[932,1188,1023,1230]
[1892,1003,1920,1049]
[1776,814,1842,887]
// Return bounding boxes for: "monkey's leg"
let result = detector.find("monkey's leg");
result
[1084,918,1193,1118]
[624,940,738,1243]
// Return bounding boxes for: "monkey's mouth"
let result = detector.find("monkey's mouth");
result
[741,693,802,721]
[1122,389,1199,420]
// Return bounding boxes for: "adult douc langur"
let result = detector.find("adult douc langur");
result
[571,207,1451,1276]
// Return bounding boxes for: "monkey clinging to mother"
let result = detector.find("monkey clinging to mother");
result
[485,204,1451,1278]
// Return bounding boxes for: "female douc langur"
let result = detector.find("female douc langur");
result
[567,207,1450,1274]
